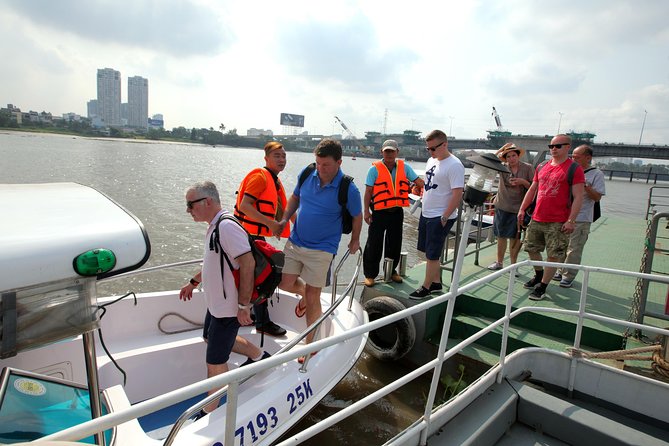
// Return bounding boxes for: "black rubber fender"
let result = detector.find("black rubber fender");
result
[363,296,416,361]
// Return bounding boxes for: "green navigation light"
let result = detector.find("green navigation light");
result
[73,248,116,276]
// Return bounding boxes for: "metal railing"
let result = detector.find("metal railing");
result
[38,256,669,445]
[278,260,669,446]
[645,186,669,220]
[442,201,495,272]
[636,211,669,326]
[162,248,362,445]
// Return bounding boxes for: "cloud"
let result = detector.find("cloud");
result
[274,14,418,93]
[481,59,586,96]
[4,0,231,57]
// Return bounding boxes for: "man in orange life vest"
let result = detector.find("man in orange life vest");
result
[363,140,424,286]
[234,141,302,336]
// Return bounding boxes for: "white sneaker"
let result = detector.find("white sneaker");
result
[487,262,503,271]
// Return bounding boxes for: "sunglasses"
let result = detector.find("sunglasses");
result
[186,197,207,209]
[548,143,570,149]
[426,141,445,152]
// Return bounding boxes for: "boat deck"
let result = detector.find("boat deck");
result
[361,214,669,378]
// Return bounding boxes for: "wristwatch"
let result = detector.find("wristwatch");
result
[567,219,576,224]
[189,278,200,286]
[238,303,251,310]
[440,215,448,224]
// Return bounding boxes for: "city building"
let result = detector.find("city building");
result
[87,99,98,119]
[97,68,121,127]
[247,128,273,137]
[128,76,148,130]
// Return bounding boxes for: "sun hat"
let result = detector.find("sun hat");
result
[381,139,399,151]
[495,143,525,160]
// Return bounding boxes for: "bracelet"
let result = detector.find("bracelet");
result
[238,303,251,310]
[189,278,200,286]
[566,219,576,224]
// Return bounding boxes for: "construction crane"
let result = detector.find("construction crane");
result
[491,106,504,130]
[334,116,370,153]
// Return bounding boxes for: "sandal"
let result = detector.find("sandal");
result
[297,351,317,364]
[294,300,306,318]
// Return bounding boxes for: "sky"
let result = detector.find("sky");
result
[2,0,668,145]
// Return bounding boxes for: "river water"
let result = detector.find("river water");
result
[0,131,660,444]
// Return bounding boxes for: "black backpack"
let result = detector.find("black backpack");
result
[297,163,354,234]
[209,214,284,305]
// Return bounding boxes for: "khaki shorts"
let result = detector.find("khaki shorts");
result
[282,240,333,288]
[524,221,569,259]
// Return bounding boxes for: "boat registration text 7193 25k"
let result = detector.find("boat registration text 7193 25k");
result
[212,378,314,446]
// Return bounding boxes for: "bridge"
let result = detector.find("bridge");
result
[271,133,669,161]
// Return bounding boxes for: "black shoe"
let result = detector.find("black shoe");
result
[529,284,547,301]
[240,351,271,367]
[409,286,430,300]
[256,321,286,337]
[523,271,544,289]
[429,282,443,293]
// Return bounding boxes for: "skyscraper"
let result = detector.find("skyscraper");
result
[128,76,149,129]
[97,68,121,127]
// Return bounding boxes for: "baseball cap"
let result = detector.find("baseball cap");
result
[382,139,399,151]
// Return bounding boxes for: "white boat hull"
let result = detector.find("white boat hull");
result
[1,289,368,445]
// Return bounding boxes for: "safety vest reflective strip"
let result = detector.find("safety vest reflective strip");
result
[371,160,411,210]
[234,167,290,237]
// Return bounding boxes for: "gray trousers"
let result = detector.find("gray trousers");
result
[560,221,591,281]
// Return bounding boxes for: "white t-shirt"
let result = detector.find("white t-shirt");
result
[421,155,465,219]
[202,210,252,318]
[577,168,606,223]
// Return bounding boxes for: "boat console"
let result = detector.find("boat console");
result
[0,183,151,443]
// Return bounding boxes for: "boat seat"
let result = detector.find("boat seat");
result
[102,385,155,442]
[429,379,518,445]
[510,380,669,446]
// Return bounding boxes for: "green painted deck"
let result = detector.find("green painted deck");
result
[360,214,669,377]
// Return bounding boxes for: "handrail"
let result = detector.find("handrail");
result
[98,258,204,283]
[276,260,669,446]
[645,186,669,220]
[636,211,669,327]
[162,248,362,445]
[37,258,669,445]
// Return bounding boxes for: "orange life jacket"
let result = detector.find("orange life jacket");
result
[371,160,411,210]
[234,167,290,237]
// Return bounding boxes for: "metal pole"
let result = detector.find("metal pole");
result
[419,205,476,445]
[82,331,105,445]
[557,112,563,133]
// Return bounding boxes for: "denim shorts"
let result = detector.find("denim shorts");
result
[493,208,519,239]
[417,215,456,260]
[203,310,240,365]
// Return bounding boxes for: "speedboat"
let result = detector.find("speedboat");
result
[0,183,368,445]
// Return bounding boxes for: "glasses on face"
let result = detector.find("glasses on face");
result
[426,141,445,152]
[548,143,570,149]
[186,197,207,209]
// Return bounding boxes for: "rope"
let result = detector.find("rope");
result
[158,312,203,334]
[567,344,669,379]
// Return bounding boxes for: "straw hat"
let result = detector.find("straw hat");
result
[495,143,525,160]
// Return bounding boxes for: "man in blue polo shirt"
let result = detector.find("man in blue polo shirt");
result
[278,139,362,357]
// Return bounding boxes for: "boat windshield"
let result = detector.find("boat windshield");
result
[0,368,112,444]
